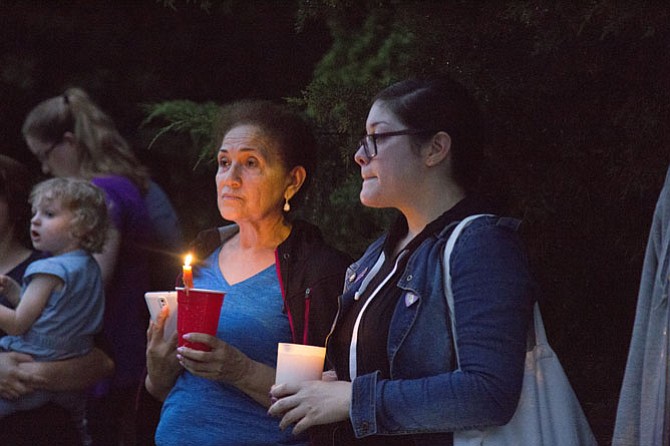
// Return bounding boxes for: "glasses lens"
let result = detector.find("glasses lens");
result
[358,137,366,154]
[358,136,369,158]
[359,135,376,158]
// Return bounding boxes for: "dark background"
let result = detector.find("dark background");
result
[2,1,670,444]
[0,0,331,233]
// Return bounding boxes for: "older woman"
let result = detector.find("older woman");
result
[268,76,534,445]
[146,100,351,446]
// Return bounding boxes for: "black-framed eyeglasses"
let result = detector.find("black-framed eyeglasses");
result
[36,140,60,163]
[358,129,435,159]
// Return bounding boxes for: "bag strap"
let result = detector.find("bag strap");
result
[532,298,547,346]
[443,214,493,369]
[444,215,546,369]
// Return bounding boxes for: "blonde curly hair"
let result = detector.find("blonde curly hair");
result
[30,178,110,253]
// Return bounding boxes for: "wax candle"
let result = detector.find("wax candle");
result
[275,343,326,385]
[183,253,194,289]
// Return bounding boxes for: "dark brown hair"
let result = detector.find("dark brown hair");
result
[373,76,485,192]
[214,99,317,207]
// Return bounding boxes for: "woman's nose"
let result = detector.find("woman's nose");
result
[219,163,241,186]
[354,145,368,166]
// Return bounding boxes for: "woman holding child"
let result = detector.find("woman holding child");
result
[22,88,155,445]
[0,177,109,444]
[0,155,114,445]
[146,100,351,445]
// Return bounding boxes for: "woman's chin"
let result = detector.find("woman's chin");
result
[359,191,385,209]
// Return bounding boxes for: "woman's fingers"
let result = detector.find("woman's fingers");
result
[269,382,296,400]
[322,370,338,381]
[147,305,170,342]
[0,352,36,399]
[156,305,170,326]
[180,332,216,348]
[176,336,251,384]
[175,334,218,374]
[267,380,352,435]
[267,387,304,429]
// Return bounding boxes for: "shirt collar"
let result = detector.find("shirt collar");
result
[382,195,494,258]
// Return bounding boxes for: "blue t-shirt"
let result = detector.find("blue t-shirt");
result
[156,247,306,446]
[0,249,104,361]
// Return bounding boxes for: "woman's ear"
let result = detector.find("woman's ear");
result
[424,131,452,167]
[285,165,307,199]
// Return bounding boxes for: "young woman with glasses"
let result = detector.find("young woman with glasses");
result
[269,76,535,445]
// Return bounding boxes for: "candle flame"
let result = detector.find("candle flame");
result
[184,253,193,267]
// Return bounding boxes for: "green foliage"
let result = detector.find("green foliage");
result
[141,100,221,168]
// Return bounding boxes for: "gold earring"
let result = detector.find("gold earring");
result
[283,197,290,212]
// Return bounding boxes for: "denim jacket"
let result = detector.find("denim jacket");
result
[326,215,534,445]
[614,165,670,446]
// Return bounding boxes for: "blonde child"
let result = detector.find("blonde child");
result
[0,177,109,442]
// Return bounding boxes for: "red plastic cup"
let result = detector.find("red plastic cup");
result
[176,287,225,351]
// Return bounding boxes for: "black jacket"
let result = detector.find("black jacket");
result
[189,220,351,346]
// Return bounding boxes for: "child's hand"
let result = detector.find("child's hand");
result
[0,275,20,292]
[0,275,20,290]
[0,275,21,306]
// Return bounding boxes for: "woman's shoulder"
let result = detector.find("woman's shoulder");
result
[189,224,238,264]
[91,174,147,205]
[92,175,151,227]
[451,215,528,262]
[461,214,521,232]
[91,174,136,191]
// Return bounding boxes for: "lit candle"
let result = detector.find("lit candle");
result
[183,253,194,289]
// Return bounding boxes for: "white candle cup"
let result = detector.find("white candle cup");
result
[275,343,327,385]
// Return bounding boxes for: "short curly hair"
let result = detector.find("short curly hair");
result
[30,178,109,253]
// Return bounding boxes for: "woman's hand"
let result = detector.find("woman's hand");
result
[0,351,43,399]
[267,380,352,435]
[145,305,180,401]
[177,333,275,407]
[176,334,248,383]
[18,348,113,392]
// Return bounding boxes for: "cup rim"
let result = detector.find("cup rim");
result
[277,342,327,353]
[175,287,225,295]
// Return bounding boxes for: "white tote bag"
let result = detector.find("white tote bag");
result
[443,215,598,446]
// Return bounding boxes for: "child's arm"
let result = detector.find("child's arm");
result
[0,274,62,335]
[0,275,22,307]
